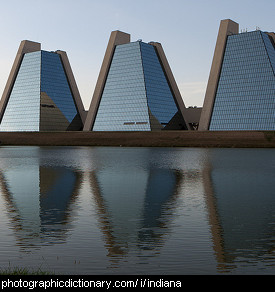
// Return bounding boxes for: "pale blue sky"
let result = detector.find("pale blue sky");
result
[0,0,274,109]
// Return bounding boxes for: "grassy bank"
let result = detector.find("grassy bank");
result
[0,267,54,275]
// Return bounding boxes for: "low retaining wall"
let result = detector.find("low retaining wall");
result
[0,131,275,148]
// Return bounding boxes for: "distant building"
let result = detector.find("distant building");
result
[185,107,202,130]
[0,40,85,131]
[199,19,275,131]
[84,31,191,131]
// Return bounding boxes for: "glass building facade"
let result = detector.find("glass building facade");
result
[0,51,41,131]
[93,41,185,131]
[209,30,275,130]
[0,50,82,131]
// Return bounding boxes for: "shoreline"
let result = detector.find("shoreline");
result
[0,131,274,148]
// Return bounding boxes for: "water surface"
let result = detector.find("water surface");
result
[0,146,274,275]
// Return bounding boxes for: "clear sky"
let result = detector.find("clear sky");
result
[0,0,274,110]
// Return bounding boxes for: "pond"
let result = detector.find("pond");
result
[0,146,274,275]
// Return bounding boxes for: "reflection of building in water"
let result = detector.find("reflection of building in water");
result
[138,170,181,250]
[39,167,81,236]
[202,149,275,271]
[90,167,182,260]
[0,165,82,249]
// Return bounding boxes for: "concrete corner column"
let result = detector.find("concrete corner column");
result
[198,19,239,131]
[268,32,275,46]
[150,42,191,130]
[83,30,130,131]
[56,50,86,125]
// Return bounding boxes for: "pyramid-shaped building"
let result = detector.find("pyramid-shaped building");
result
[199,19,275,131]
[0,40,85,131]
[84,31,190,131]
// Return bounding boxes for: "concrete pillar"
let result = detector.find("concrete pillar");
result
[56,50,86,125]
[198,19,239,131]
[150,42,191,130]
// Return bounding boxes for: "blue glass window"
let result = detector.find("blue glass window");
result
[93,41,182,131]
[140,42,178,130]
[0,51,41,131]
[40,51,80,131]
[0,50,81,131]
[93,42,150,131]
[209,31,275,130]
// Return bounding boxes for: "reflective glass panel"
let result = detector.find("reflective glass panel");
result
[40,51,80,131]
[140,42,179,130]
[209,31,275,130]
[0,51,41,131]
[93,41,185,131]
[93,42,150,131]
